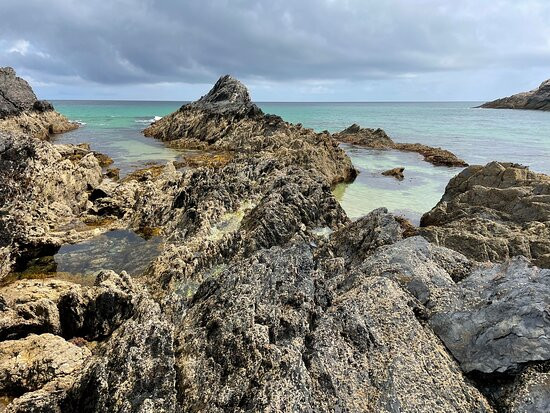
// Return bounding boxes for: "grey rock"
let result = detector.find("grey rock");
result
[175,239,492,412]
[479,79,550,111]
[0,67,37,118]
[430,257,550,374]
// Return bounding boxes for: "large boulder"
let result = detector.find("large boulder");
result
[479,79,550,111]
[420,161,550,267]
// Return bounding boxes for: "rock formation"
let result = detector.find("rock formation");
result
[382,166,405,180]
[479,79,550,111]
[2,74,550,411]
[420,161,550,268]
[144,75,356,185]
[334,123,468,167]
[0,67,77,139]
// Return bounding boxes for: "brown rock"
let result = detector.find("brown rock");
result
[420,161,550,267]
[334,124,468,167]
[144,75,356,185]
[382,166,405,180]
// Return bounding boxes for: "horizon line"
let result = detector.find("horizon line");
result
[49,99,486,104]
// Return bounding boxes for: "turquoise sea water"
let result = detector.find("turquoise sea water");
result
[53,100,550,224]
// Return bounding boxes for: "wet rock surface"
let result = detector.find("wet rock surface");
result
[334,123,468,167]
[420,161,550,268]
[480,79,550,111]
[2,74,550,411]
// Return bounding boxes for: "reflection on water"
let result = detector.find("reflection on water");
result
[55,229,163,276]
[334,144,463,224]
[12,230,163,284]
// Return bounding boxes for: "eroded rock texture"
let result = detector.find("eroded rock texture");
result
[420,161,550,268]
[2,74,550,412]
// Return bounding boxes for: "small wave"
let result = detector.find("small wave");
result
[72,120,87,126]
[135,115,163,124]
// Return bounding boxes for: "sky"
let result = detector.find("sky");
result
[1,0,549,102]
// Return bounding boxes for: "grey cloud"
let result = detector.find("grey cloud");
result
[1,0,550,87]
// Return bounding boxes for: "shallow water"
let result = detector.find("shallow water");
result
[52,100,550,221]
[13,230,163,284]
[334,145,462,224]
[53,100,185,175]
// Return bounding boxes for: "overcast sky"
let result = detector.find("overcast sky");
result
[1,0,549,101]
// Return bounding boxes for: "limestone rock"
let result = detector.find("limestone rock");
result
[174,240,492,412]
[0,333,91,394]
[479,79,550,111]
[420,161,550,267]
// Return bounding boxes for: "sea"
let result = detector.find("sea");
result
[52,101,550,225]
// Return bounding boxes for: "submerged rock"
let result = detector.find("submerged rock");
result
[420,161,550,267]
[0,67,77,138]
[479,79,550,111]
[334,123,468,167]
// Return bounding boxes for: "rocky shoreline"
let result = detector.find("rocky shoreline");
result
[1,72,550,412]
[479,79,550,111]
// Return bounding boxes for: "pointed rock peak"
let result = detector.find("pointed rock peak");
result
[0,66,40,119]
[189,75,262,117]
[198,75,251,105]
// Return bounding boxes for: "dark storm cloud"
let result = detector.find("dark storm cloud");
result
[1,0,550,87]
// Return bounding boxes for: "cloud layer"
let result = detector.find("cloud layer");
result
[1,0,549,100]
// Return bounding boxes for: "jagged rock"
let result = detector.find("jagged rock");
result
[333,124,394,147]
[0,67,77,138]
[499,362,550,412]
[0,67,37,118]
[32,100,54,113]
[325,207,405,266]
[2,275,177,413]
[382,166,405,180]
[144,75,356,185]
[479,79,550,111]
[420,161,550,267]
[174,239,492,412]
[334,123,468,167]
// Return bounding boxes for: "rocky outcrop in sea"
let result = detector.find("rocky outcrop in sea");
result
[333,123,468,167]
[1,74,550,412]
[0,67,77,139]
[479,79,550,111]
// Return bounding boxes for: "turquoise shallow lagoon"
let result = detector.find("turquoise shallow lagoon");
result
[53,100,550,223]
